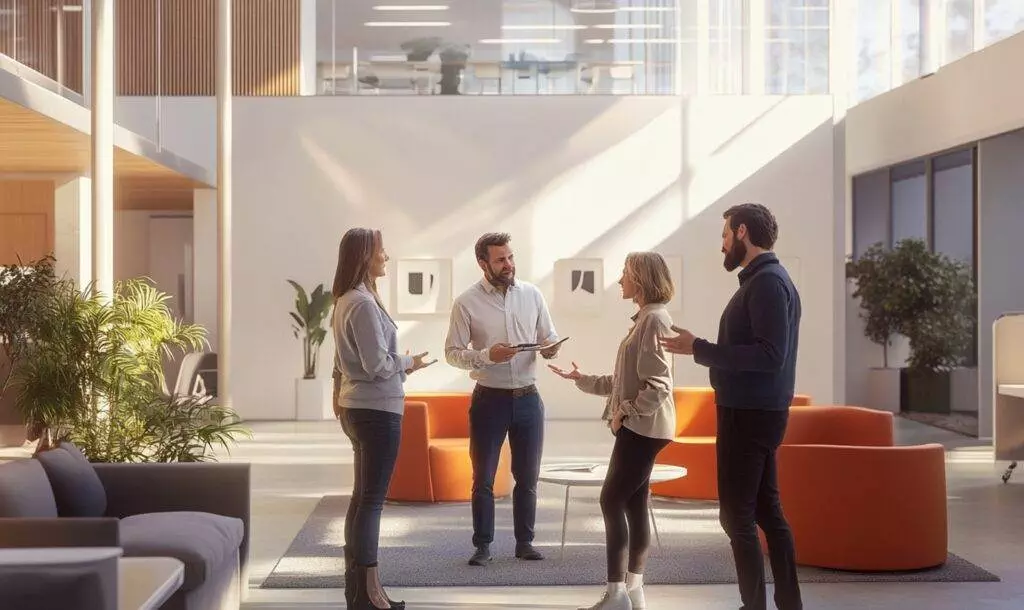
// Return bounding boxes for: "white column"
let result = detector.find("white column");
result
[192,189,219,349]
[53,177,93,290]
[90,0,114,301]
[299,0,318,95]
[82,0,92,104]
[921,0,943,74]
[217,0,233,410]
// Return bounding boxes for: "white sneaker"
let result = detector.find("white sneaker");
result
[578,588,632,610]
[627,585,645,610]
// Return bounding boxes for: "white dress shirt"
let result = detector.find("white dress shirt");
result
[445,278,558,390]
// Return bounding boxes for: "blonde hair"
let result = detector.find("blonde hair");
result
[625,252,674,305]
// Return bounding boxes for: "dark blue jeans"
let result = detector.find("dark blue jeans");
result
[469,384,545,547]
[340,407,402,566]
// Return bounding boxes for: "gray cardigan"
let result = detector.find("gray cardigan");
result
[575,303,677,440]
[332,284,413,414]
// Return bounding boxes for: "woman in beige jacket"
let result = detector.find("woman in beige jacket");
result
[550,252,677,610]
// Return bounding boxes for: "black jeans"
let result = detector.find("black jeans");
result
[600,426,670,581]
[469,384,544,547]
[340,407,403,567]
[717,406,802,610]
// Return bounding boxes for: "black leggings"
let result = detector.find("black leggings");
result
[600,426,671,582]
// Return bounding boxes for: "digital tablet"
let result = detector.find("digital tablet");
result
[514,337,570,352]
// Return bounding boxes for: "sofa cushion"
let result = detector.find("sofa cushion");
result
[0,459,59,517]
[120,511,243,592]
[35,445,107,517]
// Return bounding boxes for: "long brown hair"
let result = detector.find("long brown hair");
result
[332,228,383,301]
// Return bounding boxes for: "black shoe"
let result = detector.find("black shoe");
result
[515,543,544,561]
[468,545,492,566]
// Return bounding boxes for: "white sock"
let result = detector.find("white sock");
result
[606,581,626,595]
[625,572,643,590]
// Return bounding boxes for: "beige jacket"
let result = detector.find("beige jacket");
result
[575,304,677,440]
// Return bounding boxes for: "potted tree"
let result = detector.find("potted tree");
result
[287,280,335,420]
[899,244,975,413]
[846,243,905,412]
[848,239,976,413]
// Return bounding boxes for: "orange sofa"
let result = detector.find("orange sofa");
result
[650,388,811,501]
[770,405,948,571]
[387,392,512,503]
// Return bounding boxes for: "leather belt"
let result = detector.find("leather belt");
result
[476,384,537,398]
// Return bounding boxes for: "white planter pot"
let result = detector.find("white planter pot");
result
[866,367,901,413]
[295,377,334,421]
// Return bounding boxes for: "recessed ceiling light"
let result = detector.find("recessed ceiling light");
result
[372,4,450,10]
[364,21,451,27]
[478,38,562,44]
[584,39,605,44]
[500,24,588,31]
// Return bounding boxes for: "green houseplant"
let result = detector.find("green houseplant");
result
[287,280,334,379]
[847,239,976,413]
[287,280,335,421]
[0,255,58,408]
[13,278,249,461]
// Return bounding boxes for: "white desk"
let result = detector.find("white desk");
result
[539,462,687,557]
[119,557,184,610]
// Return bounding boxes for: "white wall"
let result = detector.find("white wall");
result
[114,97,217,173]
[230,95,838,421]
[846,31,1024,176]
[978,130,1024,439]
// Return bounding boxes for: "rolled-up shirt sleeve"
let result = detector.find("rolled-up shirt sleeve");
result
[445,301,493,370]
[575,374,613,397]
[346,300,413,379]
[620,317,673,419]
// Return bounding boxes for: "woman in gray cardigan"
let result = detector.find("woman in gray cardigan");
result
[550,252,677,610]
[332,228,435,610]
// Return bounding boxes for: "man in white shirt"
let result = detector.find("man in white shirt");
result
[445,232,562,566]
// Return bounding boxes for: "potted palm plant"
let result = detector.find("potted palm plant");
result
[287,280,335,420]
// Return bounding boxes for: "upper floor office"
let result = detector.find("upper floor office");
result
[0,0,1021,102]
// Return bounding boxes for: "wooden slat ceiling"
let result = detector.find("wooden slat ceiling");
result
[0,96,202,210]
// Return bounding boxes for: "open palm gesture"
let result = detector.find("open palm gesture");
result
[548,361,583,381]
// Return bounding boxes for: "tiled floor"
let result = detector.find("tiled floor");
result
[231,416,1024,609]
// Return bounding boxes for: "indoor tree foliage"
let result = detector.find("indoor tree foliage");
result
[14,278,250,462]
[846,238,975,372]
[0,255,58,408]
[287,280,334,379]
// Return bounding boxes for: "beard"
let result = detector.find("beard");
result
[487,266,515,287]
[723,238,747,272]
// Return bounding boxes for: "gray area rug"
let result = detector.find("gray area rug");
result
[262,493,999,588]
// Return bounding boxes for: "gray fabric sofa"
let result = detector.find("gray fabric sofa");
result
[0,442,250,610]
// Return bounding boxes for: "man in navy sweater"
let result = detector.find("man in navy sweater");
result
[660,203,802,610]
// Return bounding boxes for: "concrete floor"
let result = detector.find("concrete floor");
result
[232,416,1024,610]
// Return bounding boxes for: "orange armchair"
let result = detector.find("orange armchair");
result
[650,388,812,501]
[387,392,512,503]
[771,406,948,571]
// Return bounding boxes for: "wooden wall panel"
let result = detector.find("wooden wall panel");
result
[0,181,55,266]
[117,0,300,96]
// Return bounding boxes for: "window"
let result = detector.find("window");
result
[708,0,744,94]
[899,0,922,83]
[853,0,893,103]
[891,161,928,245]
[984,0,1024,47]
[944,0,975,64]
[765,0,830,94]
[932,149,975,267]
